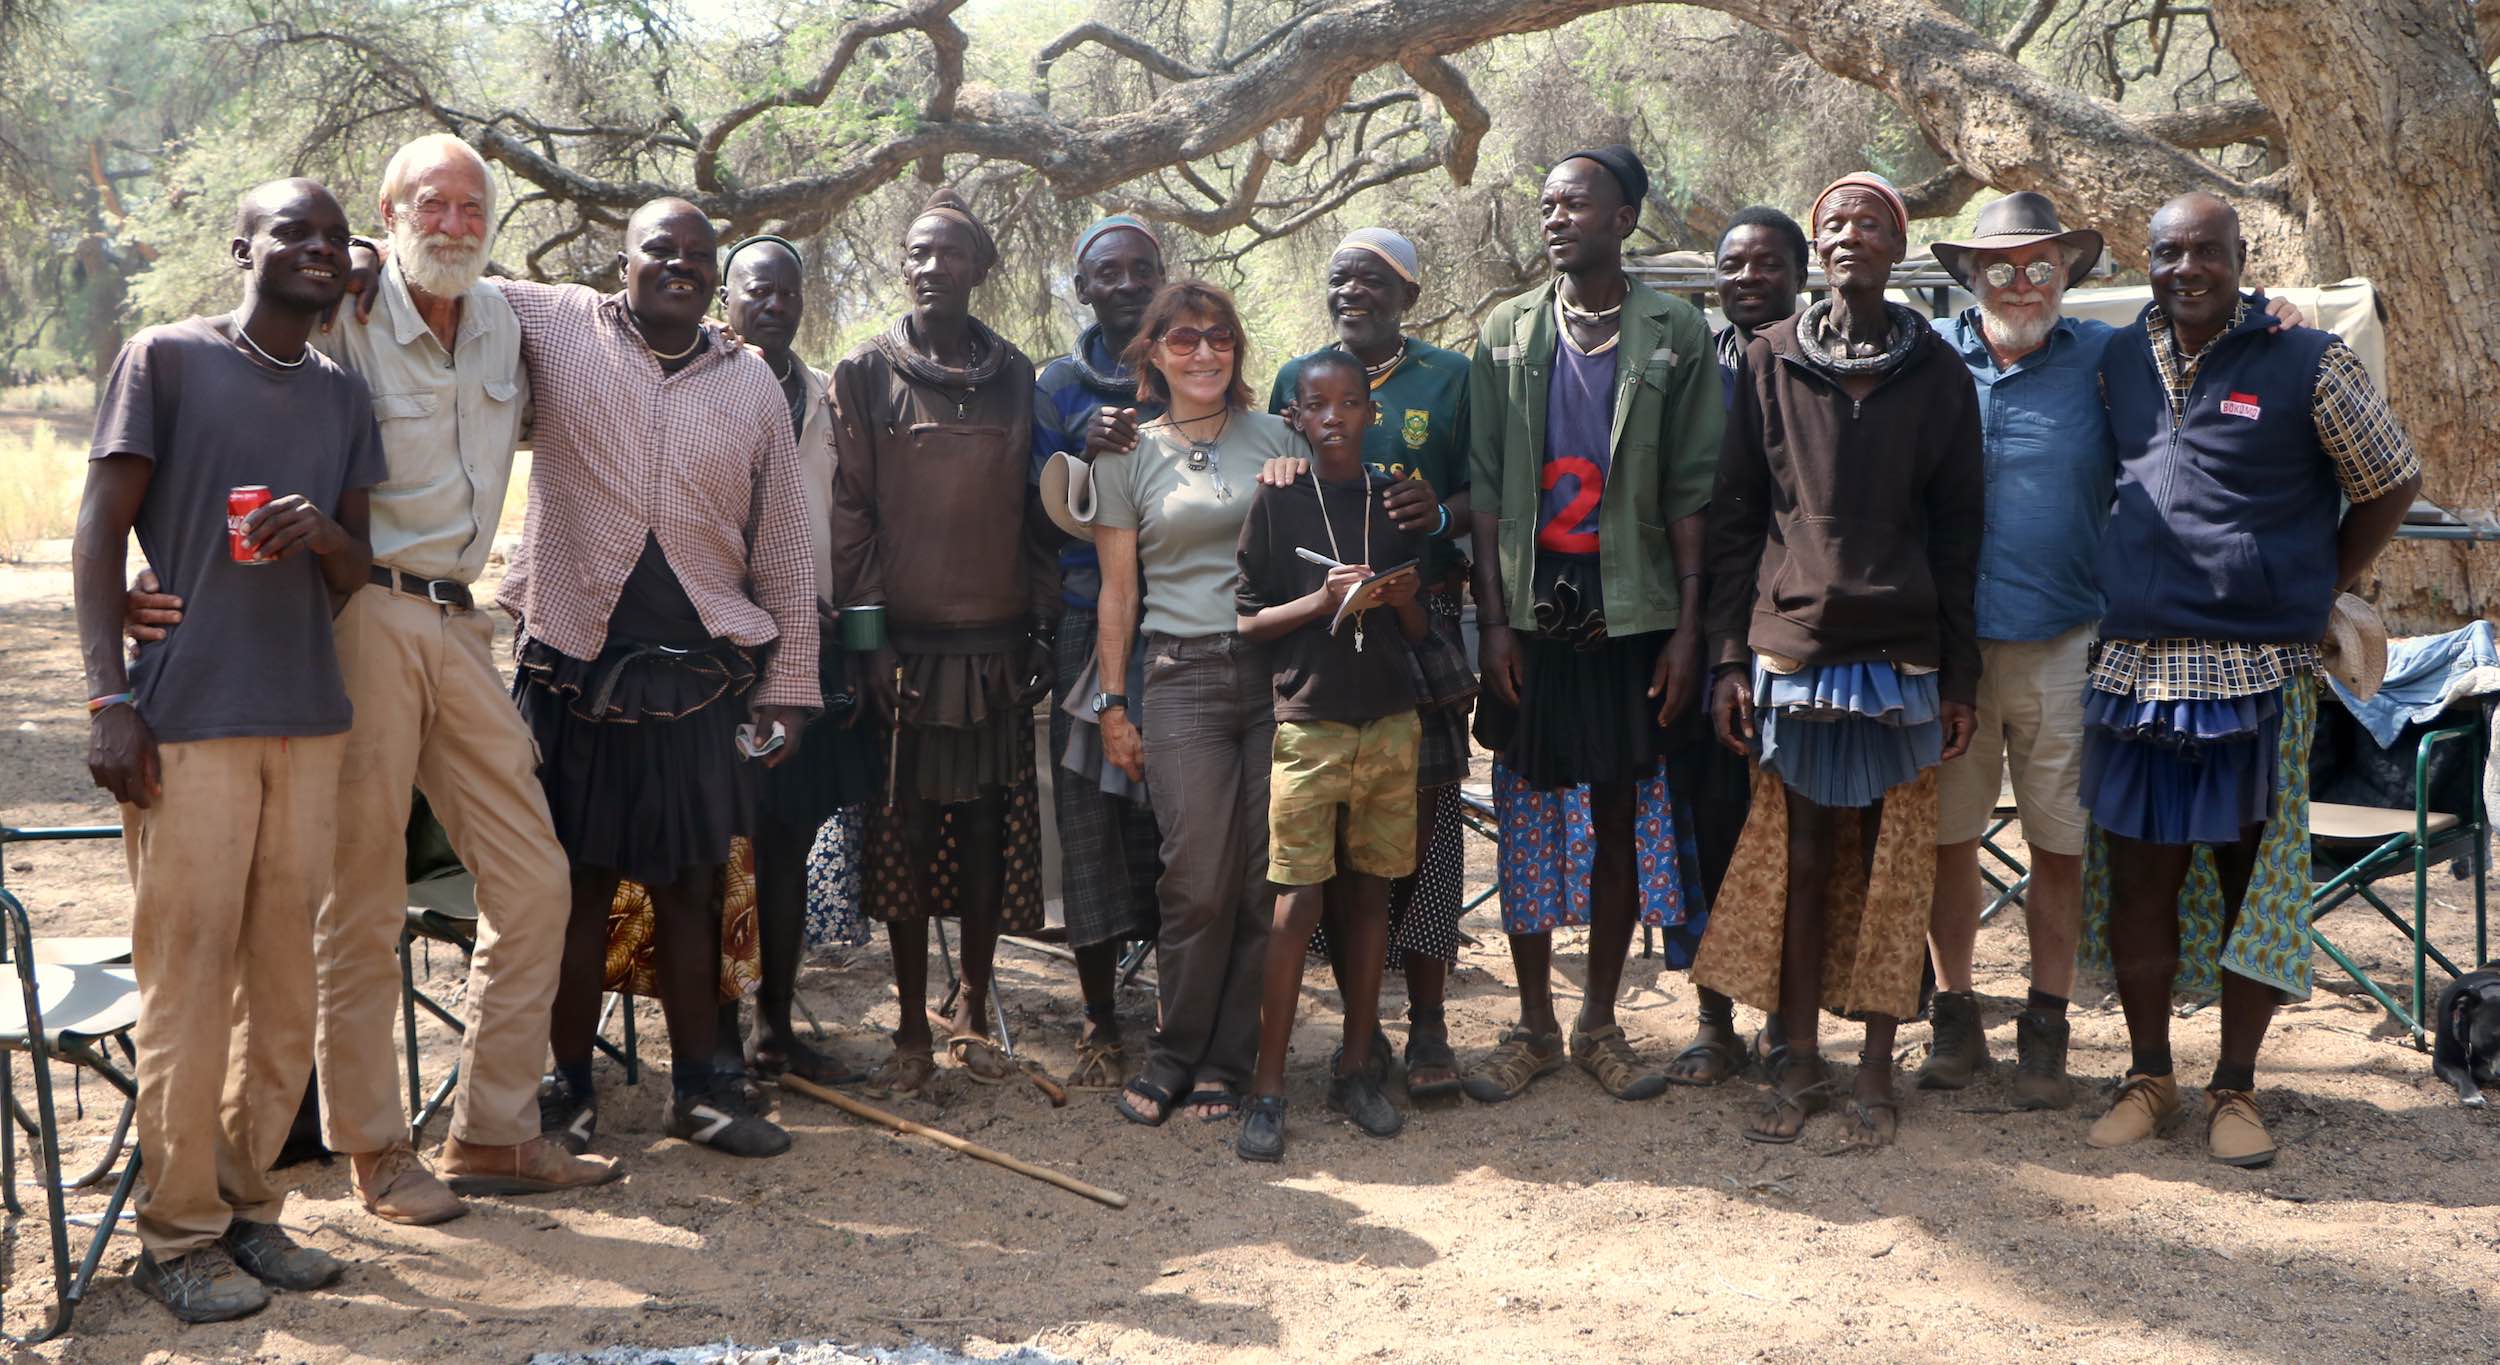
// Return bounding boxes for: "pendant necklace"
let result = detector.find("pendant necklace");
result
[1312,465,1375,651]
[1154,409,1234,499]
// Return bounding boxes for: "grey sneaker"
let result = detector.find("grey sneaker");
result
[134,1245,271,1324]
[2011,1008,2075,1110]
[1915,990,1991,1090]
[220,1220,343,1291]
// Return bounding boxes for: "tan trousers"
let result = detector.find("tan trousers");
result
[315,587,569,1151]
[127,733,344,1255]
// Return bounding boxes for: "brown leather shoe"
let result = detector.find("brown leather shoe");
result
[349,1143,466,1227]
[2085,1072,2179,1149]
[2205,1089,2277,1167]
[440,1134,624,1196]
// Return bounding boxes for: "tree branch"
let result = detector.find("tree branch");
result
[1401,53,1490,183]
[2001,0,2059,56]
[2133,97,2277,147]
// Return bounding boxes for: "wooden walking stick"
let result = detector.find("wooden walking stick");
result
[780,1074,1128,1210]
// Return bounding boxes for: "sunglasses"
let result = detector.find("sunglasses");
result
[1981,259,2061,290]
[1159,325,1238,355]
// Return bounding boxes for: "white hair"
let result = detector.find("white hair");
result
[379,133,496,223]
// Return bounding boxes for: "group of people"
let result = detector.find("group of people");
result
[71,128,2419,1324]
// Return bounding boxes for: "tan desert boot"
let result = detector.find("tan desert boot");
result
[440,1134,623,1196]
[2205,1089,2277,1167]
[2084,1072,2179,1149]
[350,1142,467,1226]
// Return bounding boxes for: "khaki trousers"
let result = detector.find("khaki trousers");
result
[316,587,569,1151]
[127,733,344,1255]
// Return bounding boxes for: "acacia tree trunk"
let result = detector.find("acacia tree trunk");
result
[2209,0,2500,628]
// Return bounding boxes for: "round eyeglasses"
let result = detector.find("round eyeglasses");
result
[1982,258,2061,290]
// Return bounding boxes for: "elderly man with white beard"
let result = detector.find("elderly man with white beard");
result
[131,133,622,1222]
[1914,193,2301,1111]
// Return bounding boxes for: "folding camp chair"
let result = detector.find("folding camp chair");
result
[0,824,143,1345]
[2306,699,2492,1045]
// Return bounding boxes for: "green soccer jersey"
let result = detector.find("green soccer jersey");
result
[1268,337,1472,579]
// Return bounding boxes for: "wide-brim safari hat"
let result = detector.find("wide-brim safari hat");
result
[1930,191,2105,291]
[1039,450,1096,543]
[2320,592,2390,702]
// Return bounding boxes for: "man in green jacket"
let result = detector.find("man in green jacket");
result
[1461,145,1724,1104]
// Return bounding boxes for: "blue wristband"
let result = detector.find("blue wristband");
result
[1433,503,1452,539]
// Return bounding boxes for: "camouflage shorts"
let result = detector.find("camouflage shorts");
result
[1267,713,1421,886]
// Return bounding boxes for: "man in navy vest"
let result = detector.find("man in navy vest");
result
[2080,192,2418,1167]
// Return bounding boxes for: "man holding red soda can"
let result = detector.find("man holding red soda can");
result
[71,177,383,1324]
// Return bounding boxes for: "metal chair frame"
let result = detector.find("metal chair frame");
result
[397,871,639,1144]
[0,823,143,1345]
[2306,710,2492,1045]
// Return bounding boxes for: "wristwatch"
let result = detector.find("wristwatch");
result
[1090,691,1128,715]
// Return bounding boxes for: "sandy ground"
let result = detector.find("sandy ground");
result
[2,542,2497,1365]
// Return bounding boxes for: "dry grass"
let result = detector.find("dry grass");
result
[0,418,84,563]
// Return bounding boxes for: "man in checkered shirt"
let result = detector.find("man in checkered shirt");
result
[2079,192,2419,1168]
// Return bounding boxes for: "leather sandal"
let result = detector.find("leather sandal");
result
[1572,1023,1669,1101]
[1459,1027,1565,1104]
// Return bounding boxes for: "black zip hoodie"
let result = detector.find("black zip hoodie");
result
[1705,309,1985,705]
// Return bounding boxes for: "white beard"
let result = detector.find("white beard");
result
[1977,298,2058,356]
[393,223,488,299]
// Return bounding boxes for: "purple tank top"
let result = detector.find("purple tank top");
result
[1537,331,1619,554]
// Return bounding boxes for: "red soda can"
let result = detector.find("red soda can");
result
[228,485,273,563]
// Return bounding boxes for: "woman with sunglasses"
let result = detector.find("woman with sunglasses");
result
[1063,280,1305,1125]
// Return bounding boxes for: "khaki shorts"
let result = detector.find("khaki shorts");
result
[1267,714,1421,886]
[1937,624,2090,856]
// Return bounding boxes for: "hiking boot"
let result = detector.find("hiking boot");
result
[663,1082,792,1158]
[538,1075,597,1155]
[1915,990,1990,1090]
[2010,1009,2075,1111]
[2085,1072,2180,1149]
[220,1220,344,1292]
[442,1134,625,1196]
[1327,1071,1405,1138]
[134,1245,270,1324]
[350,1142,466,1227]
[2206,1089,2277,1167]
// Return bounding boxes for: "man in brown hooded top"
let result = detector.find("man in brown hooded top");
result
[826,189,1052,1095]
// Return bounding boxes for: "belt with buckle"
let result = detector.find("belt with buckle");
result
[369,565,473,611]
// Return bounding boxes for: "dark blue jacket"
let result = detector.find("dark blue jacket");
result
[2097,296,2339,644]
[1032,324,1161,611]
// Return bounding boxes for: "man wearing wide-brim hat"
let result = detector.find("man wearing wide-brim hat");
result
[1913,193,2312,1121]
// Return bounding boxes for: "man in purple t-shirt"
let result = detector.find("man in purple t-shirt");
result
[73,178,382,1324]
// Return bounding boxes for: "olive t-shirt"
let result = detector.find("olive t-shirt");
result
[1088,408,1303,639]
[89,315,386,742]
[1234,469,1421,724]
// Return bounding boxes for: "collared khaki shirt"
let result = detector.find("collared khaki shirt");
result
[316,262,530,584]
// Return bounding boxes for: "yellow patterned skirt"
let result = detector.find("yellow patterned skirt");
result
[1691,765,1940,1021]
[605,835,761,1001]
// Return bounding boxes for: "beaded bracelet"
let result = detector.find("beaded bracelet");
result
[86,691,134,714]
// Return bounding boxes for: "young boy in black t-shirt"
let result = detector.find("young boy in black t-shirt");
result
[1232,351,1426,1162]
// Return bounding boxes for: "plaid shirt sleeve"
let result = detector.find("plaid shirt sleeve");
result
[2310,341,2420,503]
